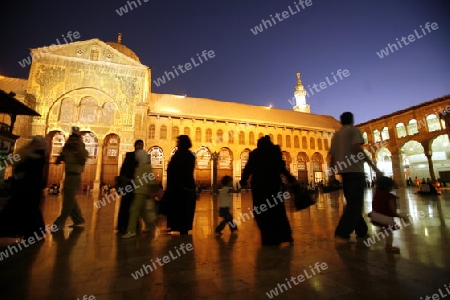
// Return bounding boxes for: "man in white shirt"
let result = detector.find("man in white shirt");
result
[328,112,382,240]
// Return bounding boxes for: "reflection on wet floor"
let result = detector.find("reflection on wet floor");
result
[0,188,449,299]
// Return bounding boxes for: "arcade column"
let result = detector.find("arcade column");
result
[390,152,404,187]
[424,150,436,182]
[93,139,104,192]
[211,152,218,194]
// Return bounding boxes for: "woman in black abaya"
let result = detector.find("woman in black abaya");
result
[161,135,196,235]
[0,136,48,239]
[240,135,295,246]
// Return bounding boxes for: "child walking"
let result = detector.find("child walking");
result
[215,176,238,234]
[368,176,408,253]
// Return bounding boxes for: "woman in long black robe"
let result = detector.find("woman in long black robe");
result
[161,135,196,234]
[240,136,295,246]
[0,136,47,238]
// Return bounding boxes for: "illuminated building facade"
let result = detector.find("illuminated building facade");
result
[0,35,362,190]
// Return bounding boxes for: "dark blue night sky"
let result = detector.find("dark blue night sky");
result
[1,0,449,123]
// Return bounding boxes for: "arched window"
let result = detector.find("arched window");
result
[302,137,307,149]
[396,123,406,138]
[269,134,273,142]
[105,135,119,157]
[184,127,190,136]
[195,127,201,142]
[206,128,212,143]
[241,149,250,170]
[407,119,418,135]
[239,131,245,145]
[258,133,264,139]
[228,131,234,144]
[324,139,329,150]
[426,114,441,132]
[216,129,223,143]
[286,135,291,148]
[362,132,368,144]
[310,138,315,150]
[149,124,155,139]
[381,127,389,140]
[51,132,65,156]
[317,138,322,150]
[294,136,299,148]
[373,130,381,143]
[249,132,255,145]
[79,97,98,124]
[82,132,98,158]
[160,125,167,139]
[59,99,74,122]
[172,126,179,140]
[277,134,282,147]
[102,102,115,125]
[149,146,164,168]
[311,152,323,171]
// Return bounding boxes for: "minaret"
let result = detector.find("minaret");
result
[293,72,310,113]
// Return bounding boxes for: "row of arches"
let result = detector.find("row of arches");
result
[148,124,330,150]
[363,114,446,143]
[364,134,450,183]
[46,131,327,188]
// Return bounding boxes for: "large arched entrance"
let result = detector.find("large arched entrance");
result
[101,134,119,186]
[282,151,292,171]
[400,141,427,181]
[240,149,250,172]
[149,146,164,184]
[297,152,309,184]
[195,146,211,187]
[80,131,98,189]
[217,147,233,185]
[47,131,66,186]
[376,147,393,177]
[430,134,450,182]
[311,152,324,183]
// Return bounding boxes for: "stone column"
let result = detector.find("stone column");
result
[390,152,404,187]
[211,152,218,194]
[93,139,104,192]
[424,150,436,182]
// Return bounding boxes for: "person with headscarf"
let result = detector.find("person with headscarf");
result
[122,149,158,238]
[240,135,296,246]
[161,135,196,235]
[53,132,88,230]
[0,136,48,239]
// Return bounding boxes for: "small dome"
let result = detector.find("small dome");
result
[106,42,140,62]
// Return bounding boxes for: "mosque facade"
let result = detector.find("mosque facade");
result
[0,36,340,190]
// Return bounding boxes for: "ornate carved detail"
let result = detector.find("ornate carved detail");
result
[119,76,139,98]
[35,65,65,97]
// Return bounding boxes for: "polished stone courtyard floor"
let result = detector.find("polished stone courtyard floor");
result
[0,187,449,300]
